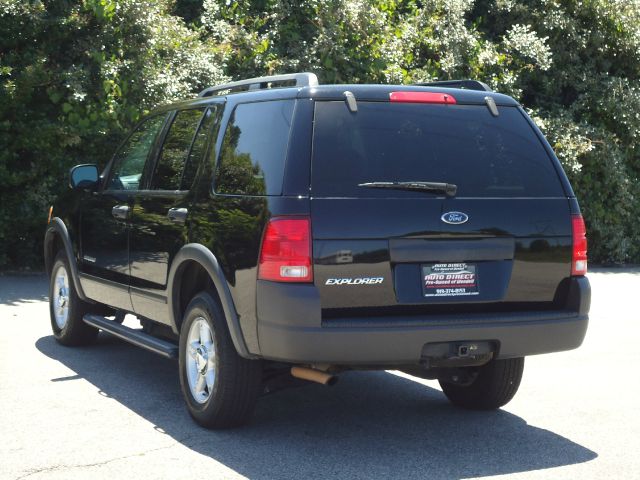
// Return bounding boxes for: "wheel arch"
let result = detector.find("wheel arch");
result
[168,244,253,359]
[44,217,88,301]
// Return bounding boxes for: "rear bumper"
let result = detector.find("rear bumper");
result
[256,276,590,365]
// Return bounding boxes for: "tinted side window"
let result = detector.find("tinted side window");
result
[215,100,294,196]
[151,108,204,191]
[181,106,219,190]
[312,102,564,198]
[107,114,166,191]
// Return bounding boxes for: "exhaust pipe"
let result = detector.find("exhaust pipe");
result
[291,366,338,386]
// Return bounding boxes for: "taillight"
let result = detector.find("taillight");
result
[258,217,313,282]
[389,91,457,104]
[571,214,588,276]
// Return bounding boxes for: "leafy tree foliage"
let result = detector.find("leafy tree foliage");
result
[200,0,639,263]
[0,0,638,267]
[473,0,640,262]
[0,0,225,267]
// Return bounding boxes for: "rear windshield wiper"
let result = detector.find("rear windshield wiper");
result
[358,181,457,197]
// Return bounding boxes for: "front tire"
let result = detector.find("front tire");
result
[439,357,524,410]
[49,251,98,346]
[178,291,262,429]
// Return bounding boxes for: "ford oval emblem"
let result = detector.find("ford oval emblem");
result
[441,211,469,225]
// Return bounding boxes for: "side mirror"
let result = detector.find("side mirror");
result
[69,164,99,190]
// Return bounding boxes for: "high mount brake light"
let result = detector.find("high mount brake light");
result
[389,91,457,104]
[571,214,588,276]
[258,217,313,283]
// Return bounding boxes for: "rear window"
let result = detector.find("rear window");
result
[311,102,564,198]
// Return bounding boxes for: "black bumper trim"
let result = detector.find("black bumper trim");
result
[321,309,580,329]
[256,276,591,365]
[258,313,589,364]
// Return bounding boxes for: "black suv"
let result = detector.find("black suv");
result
[44,73,590,428]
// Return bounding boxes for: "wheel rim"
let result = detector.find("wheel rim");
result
[186,317,216,404]
[52,265,70,329]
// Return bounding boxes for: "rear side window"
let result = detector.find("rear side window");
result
[311,102,564,198]
[181,106,219,189]
[152,108,205,191]
[215,100,294,196]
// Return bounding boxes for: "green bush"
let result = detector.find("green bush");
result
[0,0,226,268]
[0,0,638,268]
[197,0,640,264]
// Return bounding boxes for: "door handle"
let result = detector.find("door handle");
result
[167,207,188,224]
[112,205,130,220]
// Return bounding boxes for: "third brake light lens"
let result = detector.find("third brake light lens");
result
[389,91,457,104]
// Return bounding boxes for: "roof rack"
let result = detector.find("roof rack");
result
[198,72,319,97]
[414,79,492,92]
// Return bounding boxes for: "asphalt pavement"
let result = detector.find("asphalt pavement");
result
[1,269,639,479]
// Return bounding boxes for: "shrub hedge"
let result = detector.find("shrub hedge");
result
[1,0,638,268]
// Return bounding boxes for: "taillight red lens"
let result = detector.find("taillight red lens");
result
[571,214,588,276]
[258,217,313,282]
[389,91,457,104]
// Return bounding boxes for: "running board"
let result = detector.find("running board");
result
[83,314,178,359]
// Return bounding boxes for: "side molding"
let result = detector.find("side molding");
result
[167,244,253,359]
[44,217,89,301]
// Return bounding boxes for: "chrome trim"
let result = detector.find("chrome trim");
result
[198,72,319,98]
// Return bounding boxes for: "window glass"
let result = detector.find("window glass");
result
[311,102,564,198]
[180,106,219,190]
[152,108,204,191]
[215,100,294,196]
[107,114,166,191]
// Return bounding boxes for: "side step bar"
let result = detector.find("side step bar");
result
[83,314,178,359]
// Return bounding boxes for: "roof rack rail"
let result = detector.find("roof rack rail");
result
[414,79,492,92]
[198,72,319,97]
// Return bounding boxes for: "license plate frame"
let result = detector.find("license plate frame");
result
[422,262,479,298]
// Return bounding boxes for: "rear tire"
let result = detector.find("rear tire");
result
[439,357,524,410]
[49,250,98,346]
[178,291,262,429]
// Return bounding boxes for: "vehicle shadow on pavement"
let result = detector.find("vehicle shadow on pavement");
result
[36,334,597,480]
[0,275,48,306]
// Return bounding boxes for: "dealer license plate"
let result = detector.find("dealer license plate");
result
[422,263,479,297]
